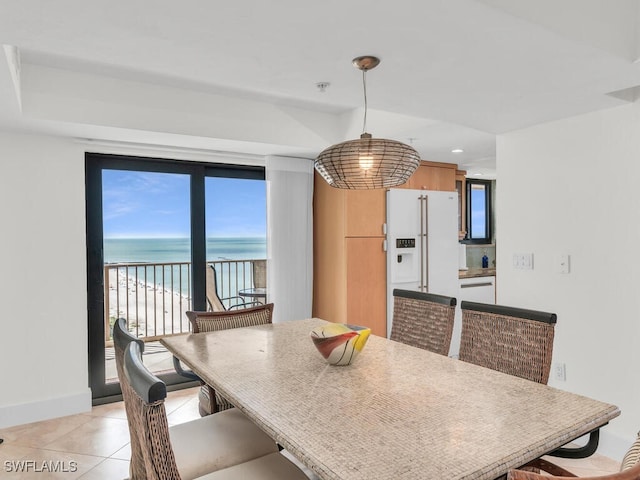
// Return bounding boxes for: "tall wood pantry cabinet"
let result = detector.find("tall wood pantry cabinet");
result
[313,161,459,337]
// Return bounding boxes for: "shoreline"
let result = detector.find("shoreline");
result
[106,267,192,339]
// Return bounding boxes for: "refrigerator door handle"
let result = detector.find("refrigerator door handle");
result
[419,194,426,292]
[424,194,429,293]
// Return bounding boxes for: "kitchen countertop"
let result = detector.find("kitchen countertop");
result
[459,268,496,279]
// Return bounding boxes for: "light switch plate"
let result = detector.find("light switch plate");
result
[513,253,534,270]
[556,254,570,274]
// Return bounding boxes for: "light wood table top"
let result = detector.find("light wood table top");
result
[162,318,619,480]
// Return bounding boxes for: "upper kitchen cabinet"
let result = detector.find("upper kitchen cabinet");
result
[344,188,386,237]
[403,161,457,191]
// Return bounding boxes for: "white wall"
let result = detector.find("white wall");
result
[0,131,91,427]
[497,103,640,458]
[0,131,314,428]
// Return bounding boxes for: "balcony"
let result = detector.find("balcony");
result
[104,258,264,382]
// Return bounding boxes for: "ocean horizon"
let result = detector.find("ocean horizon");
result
[104,236,267,264]
[104,237,267,298]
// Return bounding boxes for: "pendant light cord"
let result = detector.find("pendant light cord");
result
[362,69,368,134]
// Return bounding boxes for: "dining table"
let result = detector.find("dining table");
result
[161,318,620,480]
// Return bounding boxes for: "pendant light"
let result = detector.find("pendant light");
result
[314,56,420,189]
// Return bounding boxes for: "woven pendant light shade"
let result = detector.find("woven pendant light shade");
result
[315,133,420,189]
[314,55,421,189]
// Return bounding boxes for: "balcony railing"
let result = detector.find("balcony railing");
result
[104,259,263,344]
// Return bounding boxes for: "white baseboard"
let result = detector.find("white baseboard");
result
[0,389,92,429]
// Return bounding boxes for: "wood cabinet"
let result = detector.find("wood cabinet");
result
[346,237,387,336]
[345,189,386,237]
[313,160,459,337]
[313,171,386,336]
[403,161,457,191]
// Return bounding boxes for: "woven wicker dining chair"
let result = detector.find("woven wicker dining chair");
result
[508,430,640,479]
[112,318,147,480]
[390,289,457,356]
[459,301,557,384]
[122,341,307,480]
[186,303,274,416]
[459,302,610,470]
[113,319,283,480]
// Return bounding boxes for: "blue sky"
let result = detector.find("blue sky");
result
[102,170,266,238]
[470,187,486,237]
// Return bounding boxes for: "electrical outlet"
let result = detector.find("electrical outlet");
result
[554,363,566,381]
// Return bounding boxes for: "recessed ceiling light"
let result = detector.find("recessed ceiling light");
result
[451,148,464,154]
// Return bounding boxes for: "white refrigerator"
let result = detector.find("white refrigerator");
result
[386,189,459,339]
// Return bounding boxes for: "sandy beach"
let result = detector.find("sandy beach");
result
[106,266,192,340]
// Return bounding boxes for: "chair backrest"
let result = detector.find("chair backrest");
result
[508,462,640,479]
[252,260,267,289]
[112,318,147,480]
[459,301,556,384]
[621,431,640,472]
[123,341,181,480]
[205,265,226,312]
[390,289,456,356]
[186,303,274,334]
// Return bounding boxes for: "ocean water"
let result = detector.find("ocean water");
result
[104,237,266,297]
[104,237,266,264]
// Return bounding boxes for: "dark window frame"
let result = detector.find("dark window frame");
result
[85,152,264,403]
[463,179,492,245]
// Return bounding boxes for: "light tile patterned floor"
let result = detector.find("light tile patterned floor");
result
[0,386,621,479]
[0,388,200,479]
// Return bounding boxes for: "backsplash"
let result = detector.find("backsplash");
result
[466,244,496,269]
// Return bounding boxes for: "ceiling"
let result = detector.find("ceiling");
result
[2,0,640,178]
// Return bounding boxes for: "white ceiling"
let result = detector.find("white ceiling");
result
[2,0,640,177]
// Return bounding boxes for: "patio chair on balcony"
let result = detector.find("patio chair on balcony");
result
[186,304,274,416]
[206,264,259,312]
[252,260,266,289]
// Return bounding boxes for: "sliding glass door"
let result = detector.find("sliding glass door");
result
[205,177,267,309]
[86,153,265,403]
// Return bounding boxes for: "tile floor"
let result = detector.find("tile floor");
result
[0,386,621,479]
[0,387,200,479]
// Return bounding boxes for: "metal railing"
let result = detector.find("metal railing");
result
[104,259,263,344]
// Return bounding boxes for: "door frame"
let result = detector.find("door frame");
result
[85,152,264,403]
